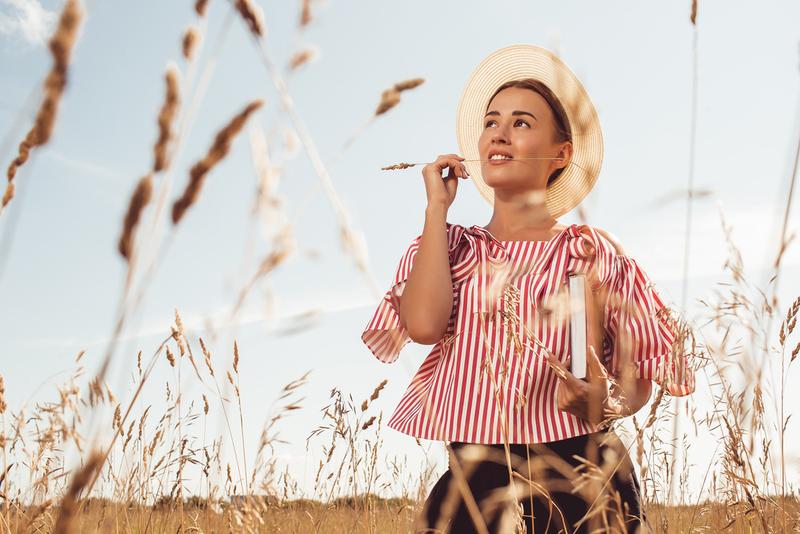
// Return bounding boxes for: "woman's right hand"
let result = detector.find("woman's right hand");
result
[422,153,469,209]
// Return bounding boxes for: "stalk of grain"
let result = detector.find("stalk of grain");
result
[171,100,263,224]
[230,340,249,494]
[375,78,425,116]
[198,336,249,494]
[288,46,318,71]
[195,0,209,16]
[54,450,104,534]
[235,0,265,37]
[117,175,154,261]
[182,25,202,60]
[3,0,83,212]
[153,66,181,173]
[117,67,180,261]
[232,227,294,315]
[341,77,426,152]
[173,310,208,387]
[237,21,380,293]
[300,0,312,27]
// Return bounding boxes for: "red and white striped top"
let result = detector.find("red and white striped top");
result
[361,222,695,444]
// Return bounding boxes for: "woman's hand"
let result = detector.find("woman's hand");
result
[422,153,470,209]
[546,346,623,426]
[547,265,622,425]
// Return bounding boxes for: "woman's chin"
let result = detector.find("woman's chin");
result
[484,179,549,204]
[482,174,524,189]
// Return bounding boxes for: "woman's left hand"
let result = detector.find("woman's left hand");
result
[546,345,622,426]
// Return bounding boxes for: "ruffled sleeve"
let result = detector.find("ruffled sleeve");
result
[603,255,695,396]
[360,223,471,364]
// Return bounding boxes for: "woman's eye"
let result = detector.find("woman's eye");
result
[484,119,530,128]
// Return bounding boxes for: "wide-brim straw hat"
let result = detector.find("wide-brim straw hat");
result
[455,44,604,218]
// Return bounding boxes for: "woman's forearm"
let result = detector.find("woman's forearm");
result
[398,202,454,344]
[609,377,652,417]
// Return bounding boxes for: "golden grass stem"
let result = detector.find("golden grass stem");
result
[171,100,263,225]
[231,3,380,297]
[2,0,83,214]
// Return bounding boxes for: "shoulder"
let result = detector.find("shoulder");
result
[444,222,470,247]
[586,225,626,256]
[405,223,470,256]
[445,222,467,234]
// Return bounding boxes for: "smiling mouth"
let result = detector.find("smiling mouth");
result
[488,155,514,164]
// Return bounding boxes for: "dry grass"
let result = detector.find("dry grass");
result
[235,0,266,37]
[117,174,154,261]
[1,1,799,533]
[0,229,797,532]
[183,25,201,60]
[171,100,263,225]
[2,0,82,212]
[4,497,799,533]
[288,46,319,71]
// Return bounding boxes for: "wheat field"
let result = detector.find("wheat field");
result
[1,0,800,532]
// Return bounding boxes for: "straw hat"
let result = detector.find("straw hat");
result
[455,44,604,218]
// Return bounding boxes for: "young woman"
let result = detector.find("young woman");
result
[361,44,695,533]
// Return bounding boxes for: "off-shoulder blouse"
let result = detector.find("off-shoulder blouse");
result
[361,223,695,444]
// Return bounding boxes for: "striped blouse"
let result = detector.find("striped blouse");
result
[361,222,695,444]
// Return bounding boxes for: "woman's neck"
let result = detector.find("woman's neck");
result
[483,203,560,240]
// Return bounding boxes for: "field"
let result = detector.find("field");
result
[1,0,799,533]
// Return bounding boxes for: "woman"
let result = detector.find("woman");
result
[361,44,694,533]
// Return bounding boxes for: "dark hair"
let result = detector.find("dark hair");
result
[485,78,572,186]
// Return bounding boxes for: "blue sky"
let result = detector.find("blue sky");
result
[1,0,799,501]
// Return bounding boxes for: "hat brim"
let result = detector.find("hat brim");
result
[455,44,603,218]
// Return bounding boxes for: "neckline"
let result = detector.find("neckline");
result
[474,224,574,244]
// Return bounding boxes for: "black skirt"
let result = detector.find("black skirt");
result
[418,429,646,533]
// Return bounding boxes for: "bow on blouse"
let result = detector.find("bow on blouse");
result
[445,223,616,318]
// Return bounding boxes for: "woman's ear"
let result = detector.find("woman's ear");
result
[557,141,574,170]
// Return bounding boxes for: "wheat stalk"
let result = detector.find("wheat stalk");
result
[172,100,263,224]
[234,0,265,37]
[340,78,425,152]
[118,174,154,261]
[3,0,83,213]
[182,25,202,60]
[380,156,579,171]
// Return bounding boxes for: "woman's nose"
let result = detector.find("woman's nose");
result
[490,125,511,144]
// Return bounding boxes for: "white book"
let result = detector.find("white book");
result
[568,274,587,380]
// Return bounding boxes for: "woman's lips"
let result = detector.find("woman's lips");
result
[487,157,514,165]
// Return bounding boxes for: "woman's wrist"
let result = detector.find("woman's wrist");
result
[603,392,626,417]
[605,380,648,418]
[425,201,449,219]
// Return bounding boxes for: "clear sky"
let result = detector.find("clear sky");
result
[1,0,799,502]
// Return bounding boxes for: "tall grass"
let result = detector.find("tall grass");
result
[0,0,798,533]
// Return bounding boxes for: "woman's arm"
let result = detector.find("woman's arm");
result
[592,227,654,416]
[607,376,652,417]
[397,202,454,345]
[396,153,468,346]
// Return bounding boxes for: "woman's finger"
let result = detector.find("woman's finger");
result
[586,346,610,384]
[545,353,569,382]
[440,159,465,178]
[546,354,584,391]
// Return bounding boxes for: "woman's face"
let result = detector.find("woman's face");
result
[478,86,572,195]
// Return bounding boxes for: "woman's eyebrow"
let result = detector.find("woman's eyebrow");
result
[484,110,538,120]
